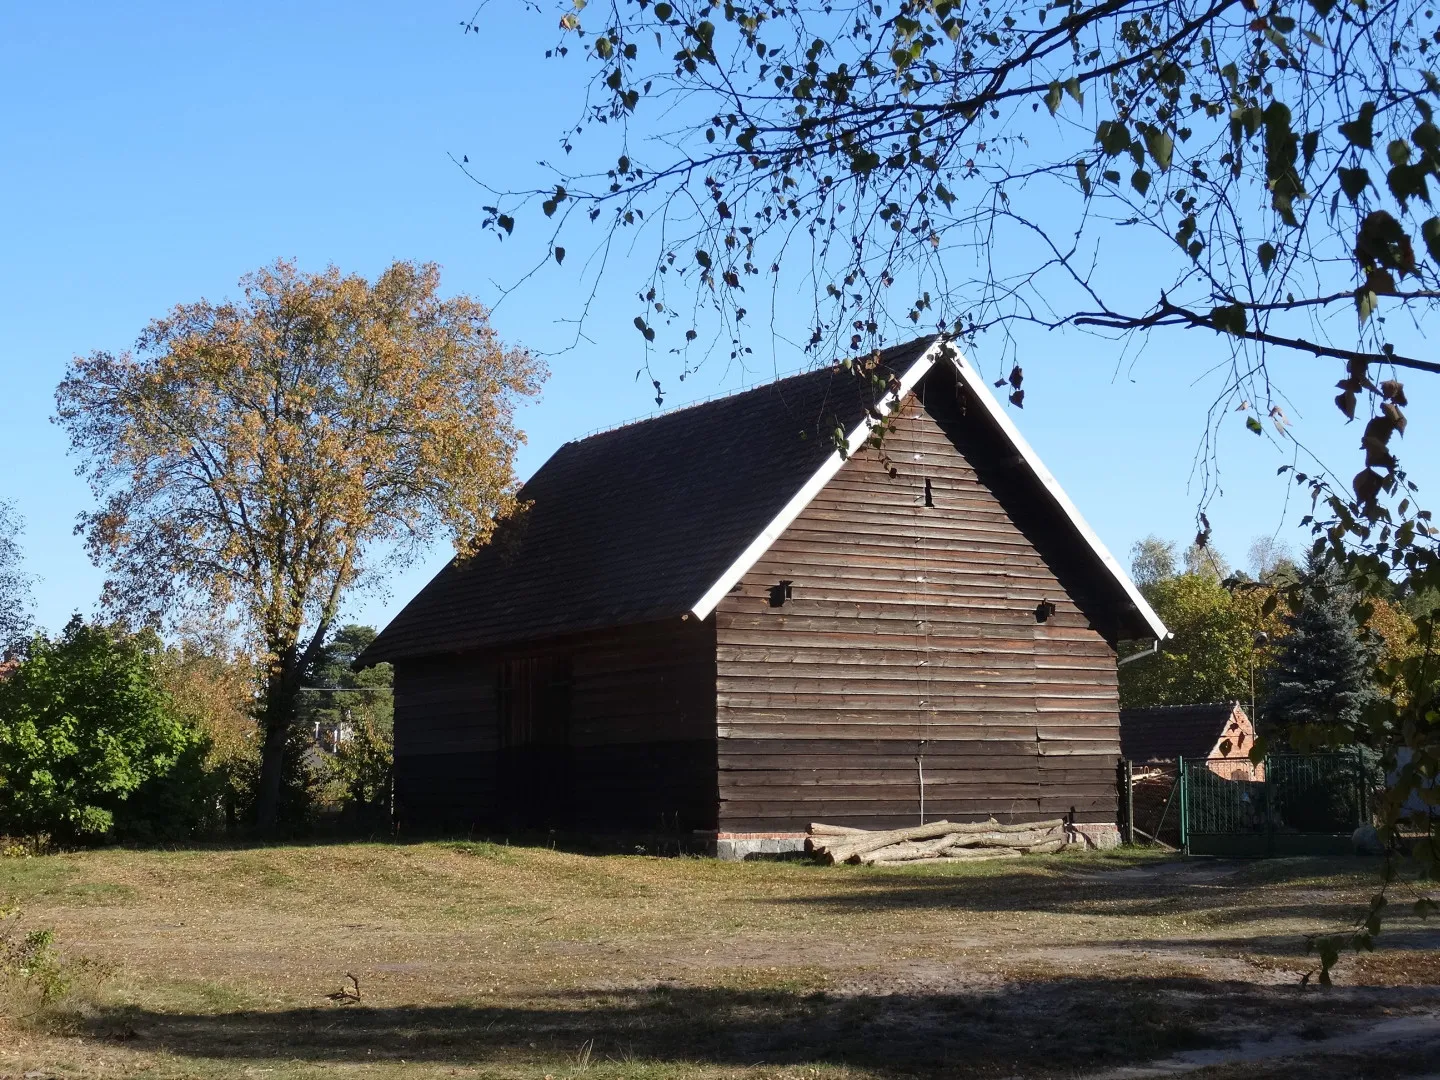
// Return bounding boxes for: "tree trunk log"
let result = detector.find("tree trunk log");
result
[255,650,303,835]
[815,818,1065,863]
[869,849,1025,865]
[1024,837,1068,854]
[811,820,958,862]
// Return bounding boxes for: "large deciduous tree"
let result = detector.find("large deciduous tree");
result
[1120,535,1287,708]
[56,260,543,832]
[0,501,33,653]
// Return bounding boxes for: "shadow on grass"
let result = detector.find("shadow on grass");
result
[77,976,1390,1077]
[766,857,1382,926]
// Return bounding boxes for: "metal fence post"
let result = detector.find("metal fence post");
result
[1264,753,1274,859]
[1178,756,1188,855]
[1124,759,1135,845]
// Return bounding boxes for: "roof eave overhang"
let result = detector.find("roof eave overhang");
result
[687,336,947,622]
[687,336,1170,643]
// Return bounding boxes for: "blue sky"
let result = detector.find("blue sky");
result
[1,3,1434,636]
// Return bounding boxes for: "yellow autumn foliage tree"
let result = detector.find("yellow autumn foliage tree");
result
[56,260,543,831]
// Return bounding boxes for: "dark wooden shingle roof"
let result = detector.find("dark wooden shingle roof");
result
[1119,703,1248,763]
[361,335,1169,666]
[359,339,933,663]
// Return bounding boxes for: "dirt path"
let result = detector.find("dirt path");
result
[1090,1011,1440,1078]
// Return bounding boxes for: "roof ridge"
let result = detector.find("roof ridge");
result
[567,362,828,445]
[565,337,934,446]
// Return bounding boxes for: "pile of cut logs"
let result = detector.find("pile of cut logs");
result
[806,818,1071,866]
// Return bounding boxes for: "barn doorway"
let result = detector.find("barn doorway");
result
[497,654,573,829]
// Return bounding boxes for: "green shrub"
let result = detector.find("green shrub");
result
[325,715,393,833]
[224,724,323,834]
[0,617,206,842]
[0,905,68,1006]
[0,904,108,1026]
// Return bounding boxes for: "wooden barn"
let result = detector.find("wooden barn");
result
[357,336,1168,855]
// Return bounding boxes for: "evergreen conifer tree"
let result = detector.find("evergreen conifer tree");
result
[1266,555,1379,748]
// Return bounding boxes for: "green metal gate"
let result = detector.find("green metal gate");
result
[1180,752,1369,857]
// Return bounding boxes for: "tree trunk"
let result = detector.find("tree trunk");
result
[255,647,304,835]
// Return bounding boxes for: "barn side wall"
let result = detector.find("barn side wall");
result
[714,370,1122,835]
[392,655,500,831]
[392,617,717,835]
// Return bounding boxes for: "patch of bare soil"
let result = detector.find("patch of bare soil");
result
[1089,1009,1440,1078]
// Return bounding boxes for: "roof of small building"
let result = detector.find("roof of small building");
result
[359,336,1166,665]
[1119,703,1251,763]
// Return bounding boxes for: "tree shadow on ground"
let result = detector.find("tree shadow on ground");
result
[80,976,1413,1078]
[766,859,1382,926]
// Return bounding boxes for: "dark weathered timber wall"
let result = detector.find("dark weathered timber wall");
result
[715,367,1122,831]
[393,618,717,833]
[393,655,500,832]
[566,618,718,831]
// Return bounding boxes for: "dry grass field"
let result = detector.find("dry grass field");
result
[1,842,1438,1080]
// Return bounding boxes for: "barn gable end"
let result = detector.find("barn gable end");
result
[714,361,1123,834]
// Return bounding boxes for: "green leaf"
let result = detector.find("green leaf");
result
[1388,139,1412,166]
[1388,162,1431,208]
[1339,102,1377,150]
[654,1,673,19]
[497,214,514,235]
[1145,128,1175,171]
[1309,0,1335,15]
[1246,415,1264,434]
[1356,286,1379,324]
[1075,160,1092,196]
[554,247,566,265]
[1131,168,1151,196]
[1096,120,1131,156]
[634,316,655,341]
[1423,217,1440,265]
[542,199,558,217]
[1063,76,1084,105]
[1302,130,1319,167]
[1258,241,1277,272]
[1044,81,1062,115]
[695,249,712,268]
[1338,167,1371,203]
[1210,303,1247,336]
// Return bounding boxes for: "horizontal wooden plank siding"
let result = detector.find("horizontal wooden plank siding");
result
[392,656,500,832]
[566,618,718,831]
[392,618,717,834]
[715,366,1121,831]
